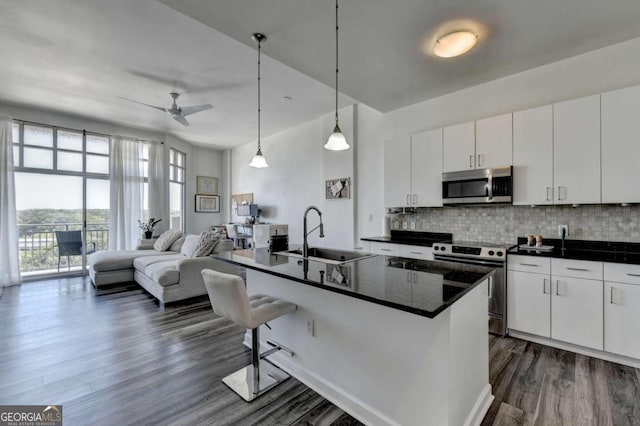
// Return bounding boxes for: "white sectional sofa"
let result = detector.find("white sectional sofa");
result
[88,234,238,306]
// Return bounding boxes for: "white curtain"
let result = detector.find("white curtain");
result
[147,142,168,235]
[109,136,144,250]
[0,114,20,290]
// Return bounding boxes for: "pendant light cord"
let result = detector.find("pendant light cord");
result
[335,0,339,126]
[257,38,262,151]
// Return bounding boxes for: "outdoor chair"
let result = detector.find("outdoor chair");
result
[55,230,96,272]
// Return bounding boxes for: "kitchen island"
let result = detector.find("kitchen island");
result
[212,248,495,426]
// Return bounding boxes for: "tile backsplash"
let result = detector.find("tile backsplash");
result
[389,205,640,245]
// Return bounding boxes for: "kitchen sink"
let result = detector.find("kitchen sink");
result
[280,247,376,263]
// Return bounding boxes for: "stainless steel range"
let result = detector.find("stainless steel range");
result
[432,241,508,335]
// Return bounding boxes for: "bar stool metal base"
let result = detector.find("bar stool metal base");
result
[222,360,290,402]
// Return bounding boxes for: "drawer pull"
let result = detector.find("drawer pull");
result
[409,251,422,255]
[626,273,640,277]
[380,248,392,252]
[566,267,588,272]
[519,263,539,267]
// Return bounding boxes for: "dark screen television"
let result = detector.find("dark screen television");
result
[237,204,259,217]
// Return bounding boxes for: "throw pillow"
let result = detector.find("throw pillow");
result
[153,229,182,252]
[168,235,186,252]
[191,231,221,257]
[180,235,200,257]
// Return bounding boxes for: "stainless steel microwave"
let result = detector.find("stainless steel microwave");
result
[442,166,513,205]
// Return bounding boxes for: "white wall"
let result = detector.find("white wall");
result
[231,106,355,249]
[0,102,226,234]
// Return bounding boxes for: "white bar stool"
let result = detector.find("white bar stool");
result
[201,269,297,402]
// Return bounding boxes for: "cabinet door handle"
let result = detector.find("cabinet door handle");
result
[469,155,473,168]
[413,194,417,205]
[555,280,561,296]
[626,273,640,277]
[542,278,548,294]
[407,271,411,282]
[546,187,553,202]
[413,272,417,284]
[566,267,588,272]
[477,154,482,168]
[610,287,615,304]
[519,263,539,267]
[406,194,411,205]
[557,186,567,201]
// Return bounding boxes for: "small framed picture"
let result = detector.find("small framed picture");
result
[196,176,218,195]
[195,195,220,213]
[325,177,350,199]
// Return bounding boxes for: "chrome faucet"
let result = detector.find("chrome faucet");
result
[303,206,324,258]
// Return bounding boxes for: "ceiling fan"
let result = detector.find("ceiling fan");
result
[127,92,212,126]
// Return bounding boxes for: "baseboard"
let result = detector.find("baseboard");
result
[508,330,640,369]
[464,384,494,426]
[243,335,400,426]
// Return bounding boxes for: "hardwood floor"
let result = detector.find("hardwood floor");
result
[1,277,639,425]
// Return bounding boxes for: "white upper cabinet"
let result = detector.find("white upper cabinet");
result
[410,129,443,207]
[443,121,475,172]
[384,130,443,208]
[601,85,640,203]
[384,136,412,207]
[553,95,601,204]
[475,113,513,169]
[513,105,554,205]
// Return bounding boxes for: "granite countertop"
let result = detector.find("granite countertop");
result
[361,230,453,247]
[211,247,494,319]
[508,237,640,265]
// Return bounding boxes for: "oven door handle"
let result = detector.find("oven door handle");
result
[433,254,505,268]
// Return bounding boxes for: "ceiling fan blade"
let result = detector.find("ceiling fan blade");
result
[120,96,168,113]
[181,104,213,117]
[173,115,190,126]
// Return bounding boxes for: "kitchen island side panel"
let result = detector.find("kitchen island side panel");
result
[244,269,490,426]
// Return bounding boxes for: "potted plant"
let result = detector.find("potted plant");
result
[138,218,162,239]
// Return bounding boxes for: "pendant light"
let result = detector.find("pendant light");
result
[249,33,269,168]
[324,0,350,151]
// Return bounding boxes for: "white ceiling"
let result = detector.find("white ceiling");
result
[0,0,352,148]
[3,1,640,148]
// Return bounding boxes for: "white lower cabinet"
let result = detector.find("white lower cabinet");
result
[369,242,400,256]
[399,244,433,260]
[604,281,640,359]
[604,262,640,359]
[507,270,551,338]
[551,276,603,350]
[508,256,604,351]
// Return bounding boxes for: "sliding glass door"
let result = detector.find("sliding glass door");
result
[12,121,111,279]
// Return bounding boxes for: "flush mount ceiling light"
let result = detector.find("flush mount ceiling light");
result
[324,0,350,151]
[433,30,478,58]
[249,33,268,168]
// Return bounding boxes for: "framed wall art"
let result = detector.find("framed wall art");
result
[196,176,219,195]
[325,178,350,199]
[195,195,220,213]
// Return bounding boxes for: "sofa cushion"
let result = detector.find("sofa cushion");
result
[142,260,181,287]
[89,250,174,272]
[153,229,183,251]
[133,254,184,272]
[169,235,186,252]
[180,235,200,257]
[191,231,221,257]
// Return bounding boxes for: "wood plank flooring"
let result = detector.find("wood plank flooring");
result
[1,277,639,425]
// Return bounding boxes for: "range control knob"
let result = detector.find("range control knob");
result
[488,250,495,256]
[441,246,446,251]
[433,245,439,251]
[496,251,504,257]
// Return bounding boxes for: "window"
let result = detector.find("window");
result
[169,148,186,231]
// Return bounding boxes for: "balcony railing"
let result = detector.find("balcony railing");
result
[18,222,109,275]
